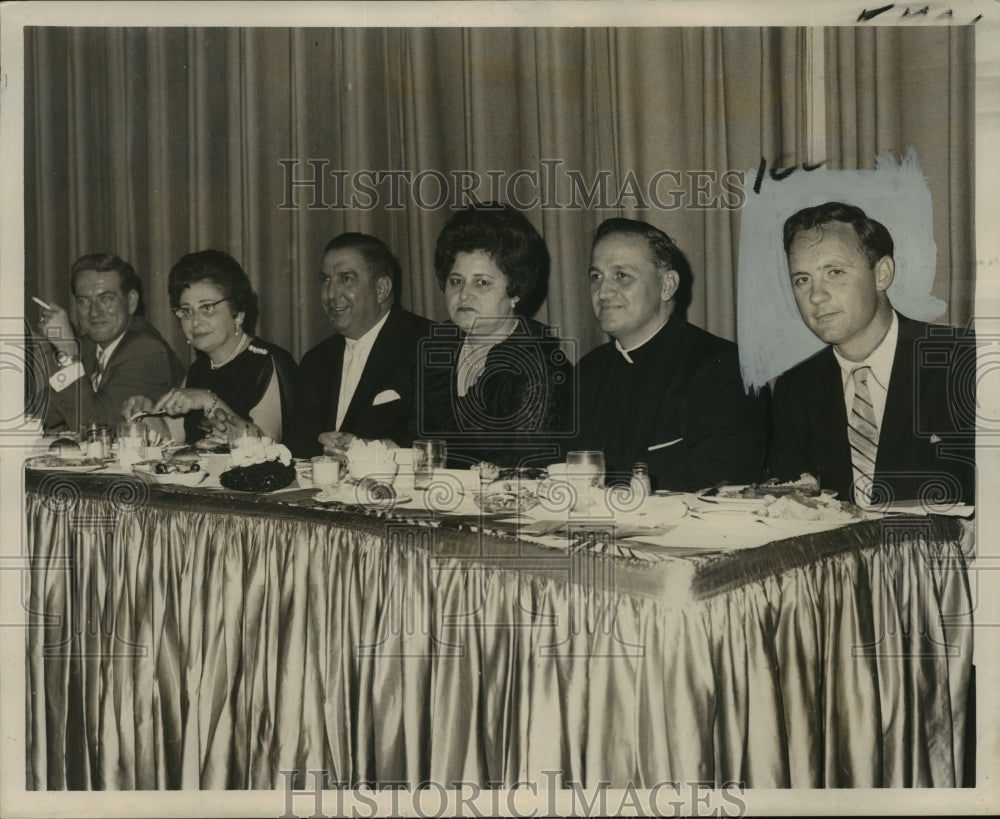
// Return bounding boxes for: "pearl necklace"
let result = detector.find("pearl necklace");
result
[210,332,250,370]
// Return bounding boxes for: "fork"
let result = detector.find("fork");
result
[129,409,170,422]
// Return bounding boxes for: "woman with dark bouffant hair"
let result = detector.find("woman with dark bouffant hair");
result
[123,249,297,444]
[419,202,572,468]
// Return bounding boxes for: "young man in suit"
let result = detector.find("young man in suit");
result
[36,253,183,431]
[573,218,767,491]
[290,233,432,458]
[769,201,976,505]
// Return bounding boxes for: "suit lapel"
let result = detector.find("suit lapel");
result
[817,351,853,493]
[877,315,916,472]
[324,335,347,428]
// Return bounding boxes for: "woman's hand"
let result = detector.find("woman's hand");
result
[152,388,217,416]
[207,407,264,441]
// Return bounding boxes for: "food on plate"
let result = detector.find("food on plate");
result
[152,460,200,475]
[474,478,540,514]
[165,446,201,465]
[759,491,863,522]
[132,458,207,486]
[48,437,82,458]
[194,433,228,453]
[713,473,820,500]
[345,438,398,481]
[26,454,106,469]
[472,463,548,483]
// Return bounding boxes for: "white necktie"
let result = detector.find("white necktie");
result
[848,365,880,504]
[335,339,361,430]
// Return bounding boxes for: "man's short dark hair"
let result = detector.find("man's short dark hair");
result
[70,253,145,316]
[433,202,549,314]
[324,232,402,306]
[783,201,894,268]
[592,218,693,318]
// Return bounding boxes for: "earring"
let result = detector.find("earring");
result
[511,297,520,307]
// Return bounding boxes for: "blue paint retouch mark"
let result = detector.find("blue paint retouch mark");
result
[736,147,945,392]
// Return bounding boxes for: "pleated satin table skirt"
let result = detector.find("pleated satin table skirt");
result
[24,470,973,789]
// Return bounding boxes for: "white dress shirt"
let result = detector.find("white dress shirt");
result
[833,311,898,434]
[91,333,125,392]
[335,310,391,430]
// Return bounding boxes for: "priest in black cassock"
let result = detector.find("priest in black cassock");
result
[573,218,767,491]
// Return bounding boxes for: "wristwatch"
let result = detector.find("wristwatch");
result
[54,349,79,368]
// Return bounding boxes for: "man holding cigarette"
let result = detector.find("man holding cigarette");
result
[35,253,183,432]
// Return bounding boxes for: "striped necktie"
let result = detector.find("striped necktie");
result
[848,365,879,504]
[91,347,107,392]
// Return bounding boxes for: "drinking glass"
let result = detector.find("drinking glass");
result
[311,455,343,490]
[566,450,605,488]
[228,424,262,454]
[413,439,447,490]
[116,422,147,467]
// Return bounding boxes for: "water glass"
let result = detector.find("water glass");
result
[311,455,343,490]
[566,450,606,488]
[229,425,262,453]
[413,439,447,490]
[117,422,147,467]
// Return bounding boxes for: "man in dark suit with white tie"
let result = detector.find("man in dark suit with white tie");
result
[36,253,183,432]
[290,233,432,458]
[769,201,976,505]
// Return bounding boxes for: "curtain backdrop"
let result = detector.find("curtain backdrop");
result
[24,27,971,367]
[825,26,975,326]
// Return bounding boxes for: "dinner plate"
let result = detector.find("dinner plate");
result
[696,494,764,509]
[314,486,412,507]
[25,455,108,472]
[132,461,208,487]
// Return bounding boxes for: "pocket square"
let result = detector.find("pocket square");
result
[930,434,942,444]
[372,389,401,406]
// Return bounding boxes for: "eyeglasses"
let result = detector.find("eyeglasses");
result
[173,298,231,320]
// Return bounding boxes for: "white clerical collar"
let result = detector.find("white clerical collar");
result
[833,310,898,392]
[614,317,670,364]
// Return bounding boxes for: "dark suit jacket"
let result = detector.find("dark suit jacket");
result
[416,318,573,468]
[289,307,433,458]
[769,314,976,504]
[44,316,184,431]
[574,316,768,491]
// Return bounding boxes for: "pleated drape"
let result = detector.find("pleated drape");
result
[26,480,973,790]
[26,27,811,363]
[825,26,975,326]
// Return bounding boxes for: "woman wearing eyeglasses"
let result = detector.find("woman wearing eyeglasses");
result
[123,249,297,444]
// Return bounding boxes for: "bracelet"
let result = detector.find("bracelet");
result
[206,391,218,415]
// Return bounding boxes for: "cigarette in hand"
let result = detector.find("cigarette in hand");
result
[32,296,54,310]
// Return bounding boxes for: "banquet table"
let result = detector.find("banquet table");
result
[23,466,974,790]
